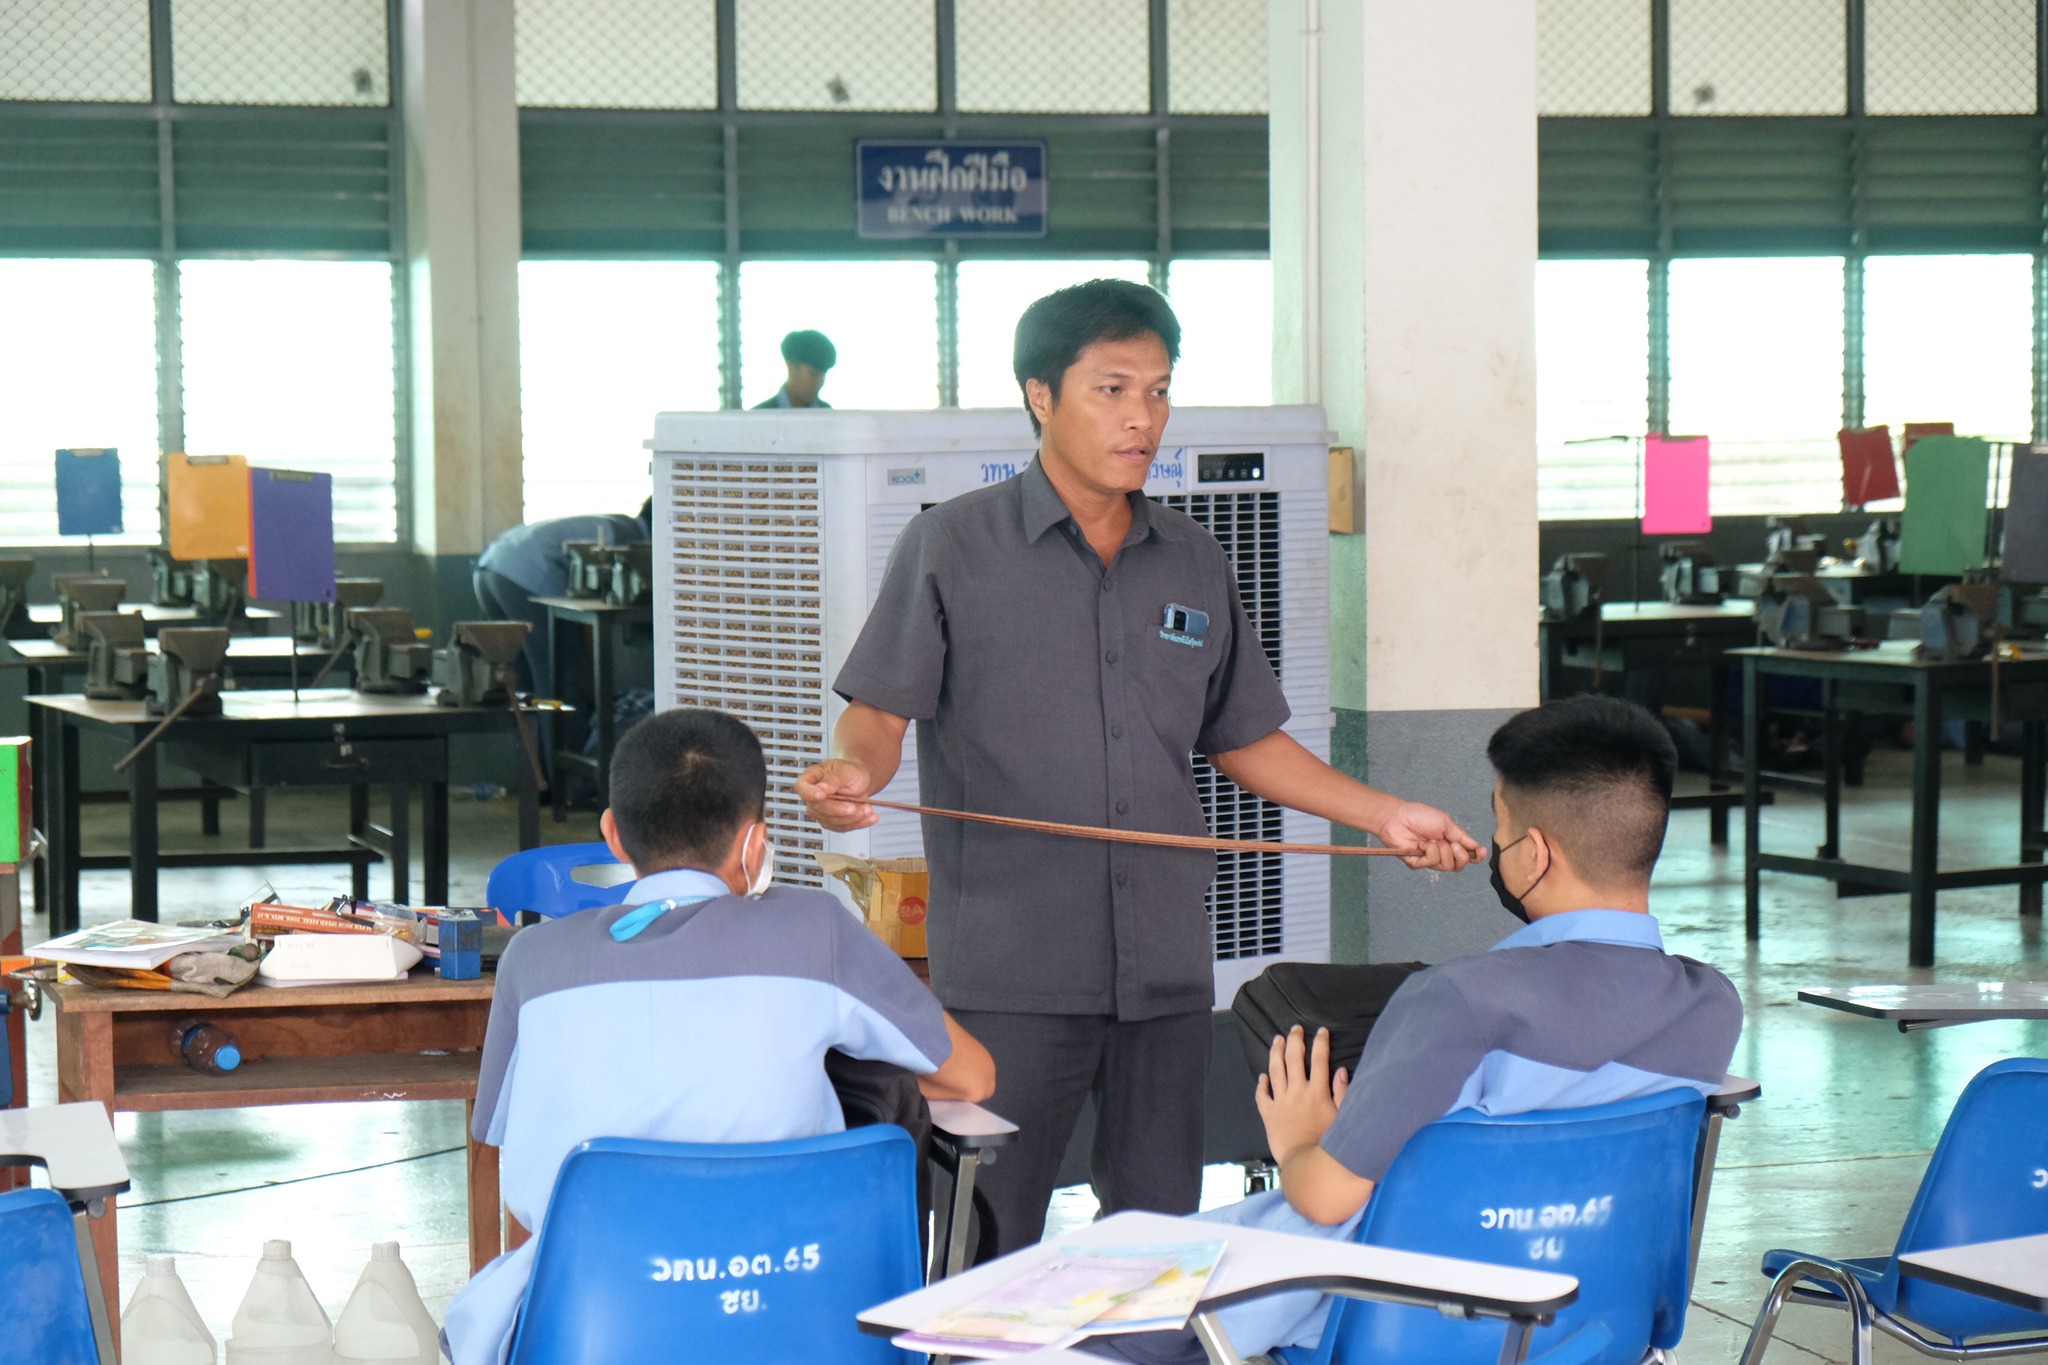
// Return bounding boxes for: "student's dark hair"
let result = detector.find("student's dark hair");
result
[1486,695,1677,887]
[780,329,837,371]
[1012,279,1181,435]
[607,707,766,871]
[637,497,653,526]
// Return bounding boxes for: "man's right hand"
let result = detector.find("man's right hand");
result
[797,757,880,831]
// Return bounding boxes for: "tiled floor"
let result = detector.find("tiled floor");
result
[25,749,2048,1362]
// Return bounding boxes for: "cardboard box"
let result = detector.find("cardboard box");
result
[817,854,928,958]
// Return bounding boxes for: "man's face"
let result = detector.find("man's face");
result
[1029,333,1172,499]
[786,362,827,407]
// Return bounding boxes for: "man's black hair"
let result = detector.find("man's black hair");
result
[1486,695,1678,886]
[607,707,767,871]
[1012,279,1181,435]
[780,329,837,371]
[637,497,653,526]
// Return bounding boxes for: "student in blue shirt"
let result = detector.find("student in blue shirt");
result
[443,707,995,1365]
[1091,695,1743,1364]
[753,329,836,408]
[471,500,652,695]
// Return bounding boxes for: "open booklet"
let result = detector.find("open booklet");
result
[894,1240,1225,1359]
[30,919,246,970]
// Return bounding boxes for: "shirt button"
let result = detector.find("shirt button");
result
[1115,799,1130,815]
[1116,872,1129,887]
[1105,650,1119,665]
[1111,724,1124,739]
[1101,580,1112,593]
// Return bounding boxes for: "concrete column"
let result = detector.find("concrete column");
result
[1270,0,1541,962]
[402,0,523,573]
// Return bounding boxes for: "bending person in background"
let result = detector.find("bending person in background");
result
[1089,695,1743,1364]
[472,499,652,700]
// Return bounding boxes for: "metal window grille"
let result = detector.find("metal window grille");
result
[515,0,717,109]
[0,0,153,102]
[954,0,1151,113]
[661,457,829,889]
[736,0,935,111]
[1166,0,1266,115]
[1669,0,1848,116]
[171,0,389,106]
[1866,0,2037,115]
[1538,0,1653,116]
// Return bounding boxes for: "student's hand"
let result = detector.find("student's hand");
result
[1378,801,1484,872]
[797,757,880,832]
[1255,1026,1349,1164]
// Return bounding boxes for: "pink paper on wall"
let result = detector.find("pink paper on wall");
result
[1642,435,1711,535]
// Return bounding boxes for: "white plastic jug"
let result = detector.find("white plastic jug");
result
[332,1244,438,1365]
[121,1254,217,1365]
[223,1240,335,1365]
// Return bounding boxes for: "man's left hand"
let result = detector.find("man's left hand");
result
[1378,800,1484,872]
[1256,1025,1348,1163]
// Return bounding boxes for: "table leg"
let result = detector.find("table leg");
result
[549,611,568,824]
[593,616,617,807]
[2021,720,2044,919]
[1539,625,1560,703]
[1820,679,1842,862]
[56,720,82,936]
[55,1009,118,1321]
[516,746,539,853]
[199,780,221,838]
[129,731,159,923]
[425,779,449,907]
[248,785,267,849]
[28,667,50,922]
[1744,657,1763,942]
[1908,675,1943,968]
[1707,660,1732,847]
[388,785,411,905]
[466,1101,502,1274]
[348,785,371,901]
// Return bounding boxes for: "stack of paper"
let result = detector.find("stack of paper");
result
[895,1240,1224,1358]
[31,920,246,969]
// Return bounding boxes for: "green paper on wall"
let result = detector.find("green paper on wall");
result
[1899,435,1991,576]
[0,738,26,866]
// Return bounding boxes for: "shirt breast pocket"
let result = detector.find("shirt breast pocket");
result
[1136,605,1220,747]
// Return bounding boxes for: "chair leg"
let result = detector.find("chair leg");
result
[1739,1260,1874,1365]
[1192,1309,1251,1365]
[73,1208,117,1365]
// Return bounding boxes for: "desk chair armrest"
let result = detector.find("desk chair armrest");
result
[927,1103,1020,1281]
[0,1104,130,1210]
[930,1100,1020,1159]
[1757,1248,1887,1300]
[1709,1074,1762,1118]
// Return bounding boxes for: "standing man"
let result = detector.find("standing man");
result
[797,279,1483,1254]
[755,329,836,408]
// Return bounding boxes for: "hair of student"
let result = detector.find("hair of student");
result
[606,707,767,871]
[1486,695,1678,887]
[636,497,652,525]
[780,329,837,371]
[1011,279,1182,436]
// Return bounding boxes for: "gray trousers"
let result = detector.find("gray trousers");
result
[949,1008,1211,1257]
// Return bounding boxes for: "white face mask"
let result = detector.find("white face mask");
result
[747,826,775,899]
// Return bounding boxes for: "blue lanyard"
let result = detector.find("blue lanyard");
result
[610,894,714,943]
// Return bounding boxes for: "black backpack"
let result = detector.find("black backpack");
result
[1230,961,1429,1080]
[824,1051,999,1267]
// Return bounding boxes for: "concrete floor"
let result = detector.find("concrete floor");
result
[23,747,2048,1362]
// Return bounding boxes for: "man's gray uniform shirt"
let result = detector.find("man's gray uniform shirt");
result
[834,458,1291,1020]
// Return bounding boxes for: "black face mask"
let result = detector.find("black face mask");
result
[1489,832,1545,924]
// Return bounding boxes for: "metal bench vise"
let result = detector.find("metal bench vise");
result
[433,621,530,708]
[349,607,433,694]
[192,559,246,622]
[292,577,384,650]
[606,542,653,606]
[148,628,230,717]
[1757,576,1860,651]
[52,576,125,648]
[81,612,150,700]
[1918,584,2002,662]
[1541,553,1608,622]
[1660,543,1723,605]
[147,548,194,607]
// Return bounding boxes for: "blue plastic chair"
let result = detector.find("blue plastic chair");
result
[1277,1088,1705,1365]
[0,1188,105,1365]
[1739,1057,2048,1365]
[486,843,630,920]
[507,1126,924,1364]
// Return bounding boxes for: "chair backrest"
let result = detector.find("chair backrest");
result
[507,1126,924,1365]
[485,843,630,920]
[1323,1088,1704,1365]
[1884,1056,2048,1339]
[0,1188,102,1365]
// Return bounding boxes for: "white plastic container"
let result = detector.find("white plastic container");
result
[122,1254,217,1365]
[223,1240,335,1365]
[332,1243,438,1365]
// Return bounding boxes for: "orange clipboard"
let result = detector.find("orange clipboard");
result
[166,453,251,561]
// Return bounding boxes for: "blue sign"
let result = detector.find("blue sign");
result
[856,140,1047,240]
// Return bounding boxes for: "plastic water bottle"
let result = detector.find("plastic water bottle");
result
[332,1244,438,1365]
[468,783,506,802]
[171,1020,242,1076]
[224,1240,335,1365]
[122,1254,216,1365]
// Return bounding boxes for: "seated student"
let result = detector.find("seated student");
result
[1096,695,1743,1364]
[443,707,995,1365]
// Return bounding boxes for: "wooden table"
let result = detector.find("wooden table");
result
[30,689,545,933]
[25,602,282,634]
[1798,982,2048,1032]
[1899,1232,2048,1313]
[49,972,497,1328]
[535,595,650,820]
[1738,644,2048,967]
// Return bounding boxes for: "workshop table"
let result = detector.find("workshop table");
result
[1798,982,2048,1032]
[1899,1233,2048,1314]
[859,1209,1580,1365]
[47,973,497,1341]
[1540,601,1760,843]
[535,595,651,820]
[26,602,281,635]
[1738,644,2048,968]
[30,689,546,933]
